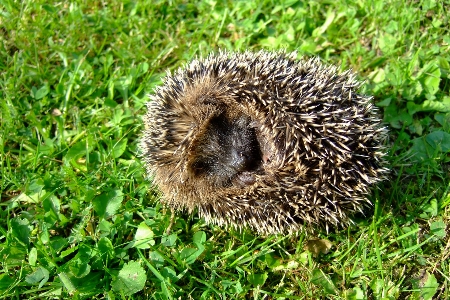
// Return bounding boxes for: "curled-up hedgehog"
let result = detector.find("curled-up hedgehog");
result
[140,50,388,234]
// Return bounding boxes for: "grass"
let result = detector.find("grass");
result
[1,0,449,298]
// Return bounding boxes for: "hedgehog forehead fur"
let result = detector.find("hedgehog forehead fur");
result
[140,50,388,235]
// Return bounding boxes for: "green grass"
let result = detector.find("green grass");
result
[1,0,449,298]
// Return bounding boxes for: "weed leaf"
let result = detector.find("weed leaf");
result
[93,189,124,219]
[111,261,146,295]
[25,266,50,288]
[311,269,337,295]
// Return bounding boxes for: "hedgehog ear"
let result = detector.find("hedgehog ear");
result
[246,119,274,164]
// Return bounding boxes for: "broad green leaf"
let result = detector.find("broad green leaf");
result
[10,218,30,248]
[60,245,78,259]
[50,236,69,253]
[179,243,205,265]
[264,253,282,269]
[111,261,146,296]
[148,251,165,268]
[179,248,198,264]
[93,189,123,219]
[344,286,365,300]
[407,97,450,115]
[193,231,206,244]
[132,222,155,249]
[64,138,95,162]
[430,219,446,238]
[412,272,439,300]
[434,112,450,130]
[31,85,50,100]
[0,99,14,128]
[388,109,413,129]
[161,233,177,247]
[161,266,178,283]
[402,81,423,100]
[421,0,436,10]
[174,231,207,265]
[29,247,38,266]
[114,75,133,102]
[221,280,234,289]
[97,237,114,260]
[248,273,268,287]
[420,199,438,218]
[69,258,91,278]
[42,194,61,225]
[58,272,76,294]
[426,131,450,152]
[25,267,50,289]
[420,273,439,300]
[411,137,432,161]
[97,219,112,236]
[409,119,423,136]
[369,278,400,299]
[311,269,337,295]
[0,274,15,290]
[15,190,45,204]
[369,68,385,84]
[385,20,398,33]
[378,33,397,53]
[234,281,243,294]
[111,138,128,158]
[410,131,450,161]
[422,62,441,96]
[376,97,391,107]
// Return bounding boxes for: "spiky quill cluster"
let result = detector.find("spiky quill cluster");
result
[140,50,388,234]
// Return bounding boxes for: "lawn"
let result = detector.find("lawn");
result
[1,0,449,299]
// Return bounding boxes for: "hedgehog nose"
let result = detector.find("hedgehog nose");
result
[230,149,251,171]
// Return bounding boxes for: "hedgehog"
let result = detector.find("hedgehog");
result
[140,50,388,235]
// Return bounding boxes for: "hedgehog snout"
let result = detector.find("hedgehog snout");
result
[229,146,253,171]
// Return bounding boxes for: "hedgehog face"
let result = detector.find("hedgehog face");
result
[190,114,263,188]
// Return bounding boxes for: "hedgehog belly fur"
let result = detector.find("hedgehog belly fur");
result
[140,50,388,234]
